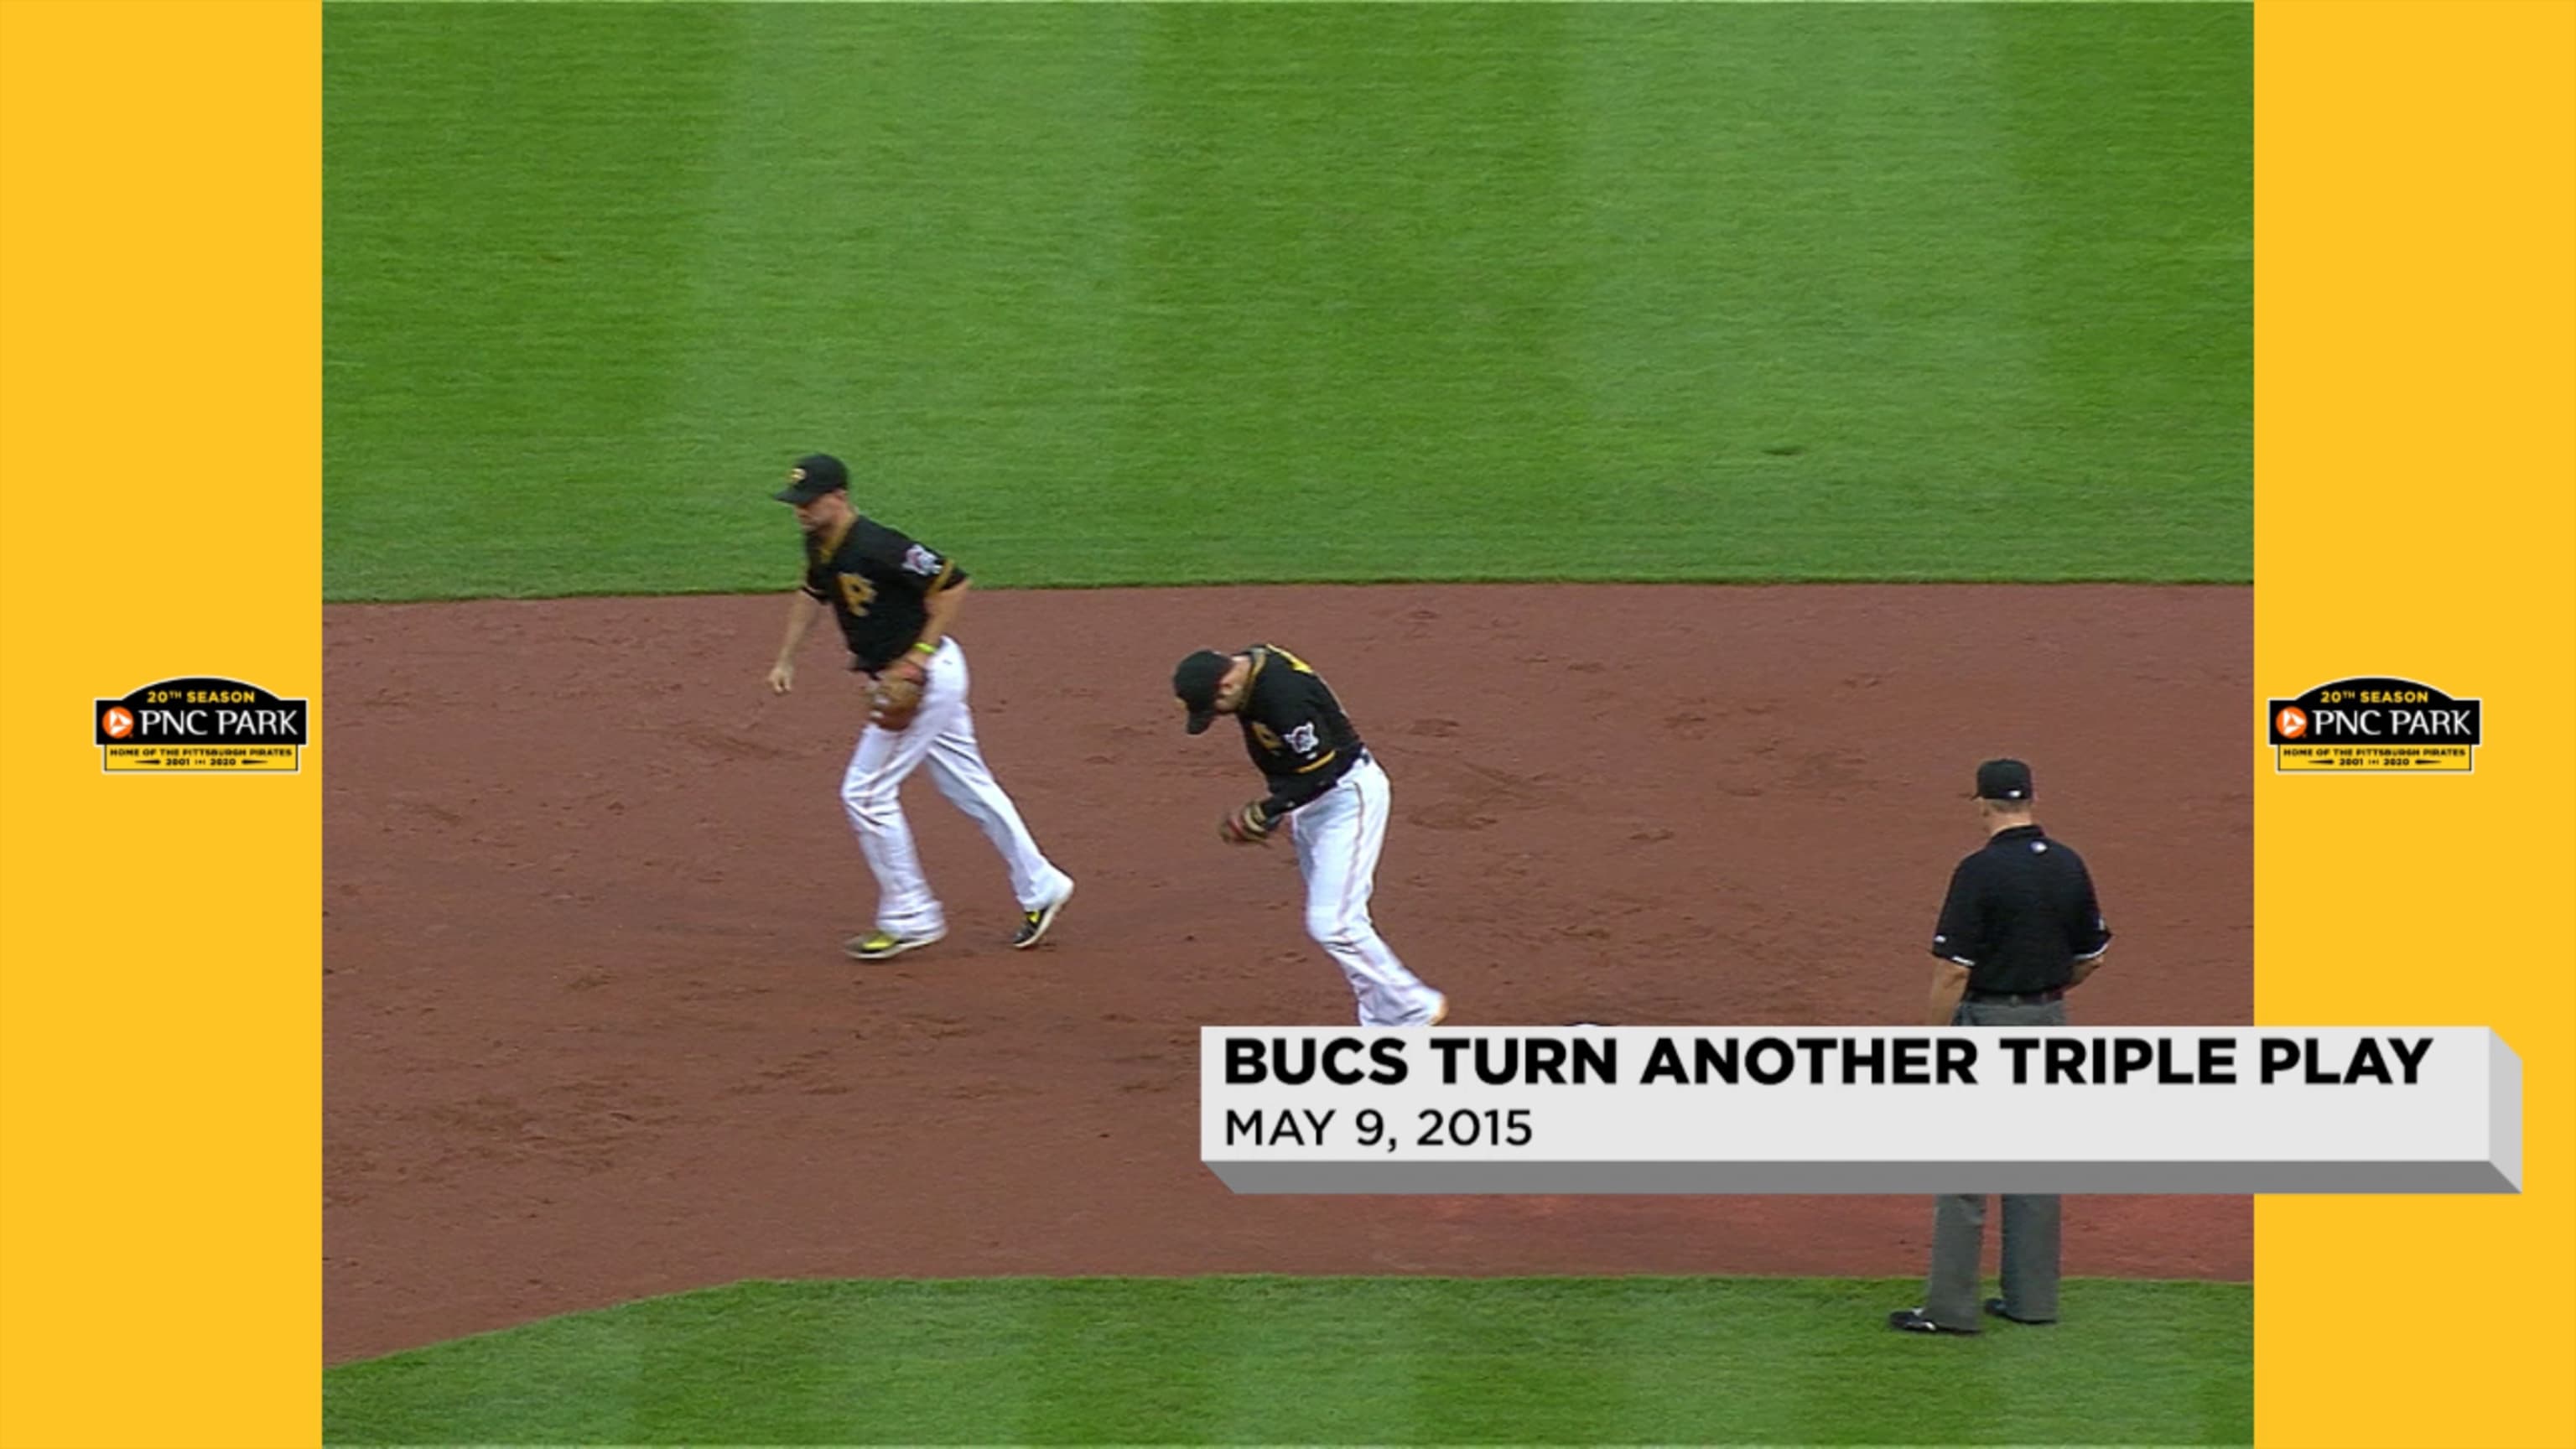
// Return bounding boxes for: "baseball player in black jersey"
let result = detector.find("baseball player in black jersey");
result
[1173,644,1447,1027]
[767,454,1075,961]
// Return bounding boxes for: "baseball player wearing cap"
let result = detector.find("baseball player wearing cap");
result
[1889,757,2112,1336]
[767,454,1075,961]
[1173,644,1446,1027]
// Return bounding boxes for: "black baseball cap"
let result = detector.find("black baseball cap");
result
[773,454,849,503]
[1173,650,1233,734]
[1973,758,2033,801]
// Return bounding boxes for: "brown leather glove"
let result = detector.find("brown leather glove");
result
[1218,800,1277,845]
[870,669,925,731]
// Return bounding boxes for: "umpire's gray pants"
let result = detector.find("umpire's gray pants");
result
[1924,995,2068,1329]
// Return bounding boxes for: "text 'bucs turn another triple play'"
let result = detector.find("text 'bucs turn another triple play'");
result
[1220,1031,2441,1092]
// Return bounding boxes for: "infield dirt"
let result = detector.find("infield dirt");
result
[325,584,2250,1363]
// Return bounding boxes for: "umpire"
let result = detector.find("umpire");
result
[1889,758,2112,1336]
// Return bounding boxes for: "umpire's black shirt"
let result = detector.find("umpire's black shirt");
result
[1929,825,2112,995]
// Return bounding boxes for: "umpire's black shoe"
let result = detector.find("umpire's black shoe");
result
[1888,1308,1980,1336]
[1983,1298,2056,1326]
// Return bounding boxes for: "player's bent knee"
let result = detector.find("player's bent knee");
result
[1306,913,1360,950]
[843,779,903,824]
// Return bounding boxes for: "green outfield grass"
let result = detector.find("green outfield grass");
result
[323,1275,2251,1446]
[323,3,2250,601]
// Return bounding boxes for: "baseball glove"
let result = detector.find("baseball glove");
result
[870,672,924,732]
[1219,800,1276,845]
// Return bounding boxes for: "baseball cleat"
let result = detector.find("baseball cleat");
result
[1012,881,1074,949]
[846,927,946,962]
[1983,1298,2055,1326]
[1887,1307,1979,1336]
[1427,994,1450,1026]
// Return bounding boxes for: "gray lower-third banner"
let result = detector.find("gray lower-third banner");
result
[1199,1026,2522,1195]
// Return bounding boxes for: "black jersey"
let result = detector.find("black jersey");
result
[799,514,967,673]
[1232,643,1367,819]
[1929,824,2112,995]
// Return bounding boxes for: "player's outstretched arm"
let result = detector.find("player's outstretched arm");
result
[770,589,824,693]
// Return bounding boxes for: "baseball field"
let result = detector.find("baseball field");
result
[322,3,2252,1444]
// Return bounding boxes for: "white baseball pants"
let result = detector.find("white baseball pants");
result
[839,639,1072,937]
[1288,754,1444,1027]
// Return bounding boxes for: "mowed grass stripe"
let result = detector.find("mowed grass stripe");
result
[653,6,1160,600]
[322,1275,2253,1446]
[323,4,2248,600]
[323,3,739,601]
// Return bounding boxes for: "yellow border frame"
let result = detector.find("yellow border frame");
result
[3,2,2569,1444]
[3,3,319,1444]
[2253,3,2572,1445]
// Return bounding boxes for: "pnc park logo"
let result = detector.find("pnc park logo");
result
[94,676,310,774]
[2266,676,2480,775]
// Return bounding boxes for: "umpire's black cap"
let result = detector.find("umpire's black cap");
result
[1973,758,2033,801]
[1173,650,1232,734]
[773,454,849,503]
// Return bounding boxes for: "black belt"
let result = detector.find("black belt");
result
[1966,986,2064,1005]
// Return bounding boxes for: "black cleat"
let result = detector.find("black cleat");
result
[1012,881,1074,949]
[1888,1307,1981,1336]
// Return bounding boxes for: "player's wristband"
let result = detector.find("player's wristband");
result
[912,640,938,655]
